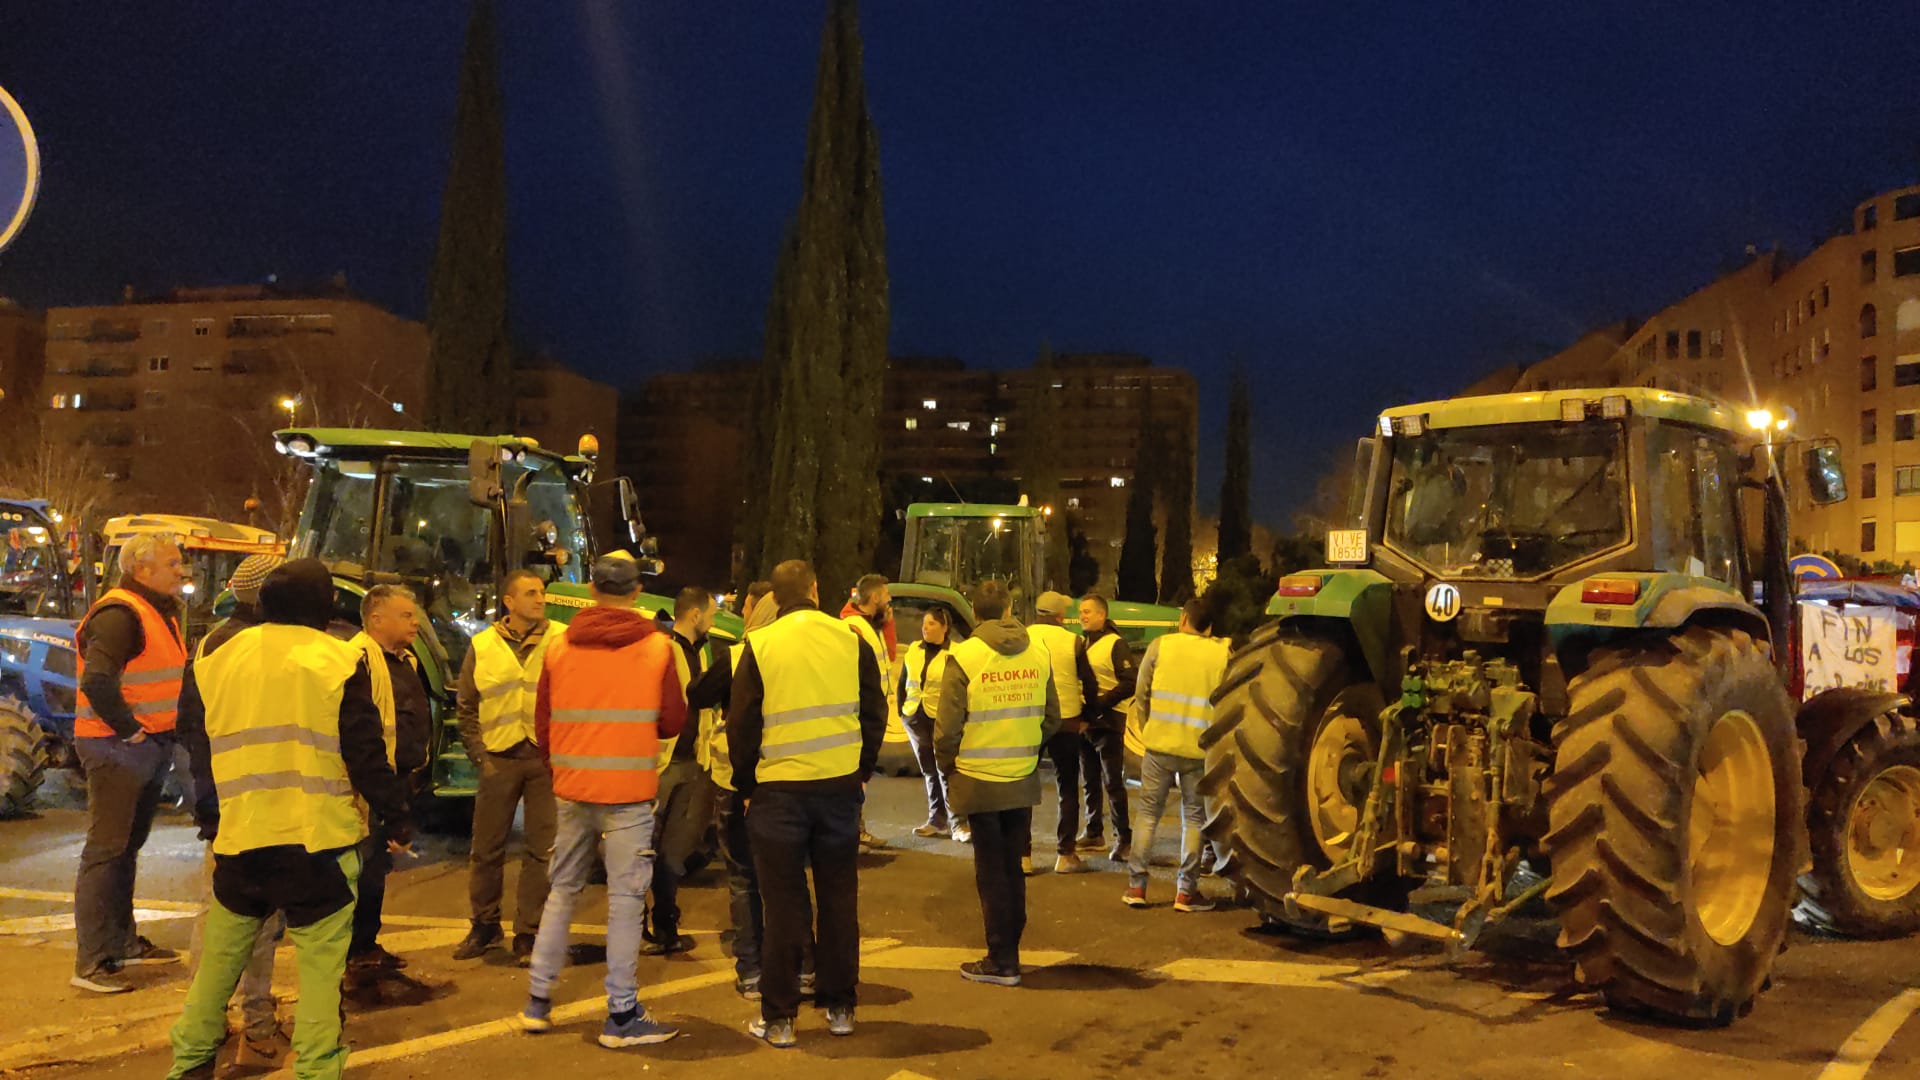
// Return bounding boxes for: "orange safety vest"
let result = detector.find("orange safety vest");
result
[542,626,670,804]
[75,588,187,739]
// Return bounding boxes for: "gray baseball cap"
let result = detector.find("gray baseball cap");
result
[591,552,641,595]
[1035,590,1074,616]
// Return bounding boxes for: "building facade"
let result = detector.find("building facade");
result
[39,284,429,525]
[1476,182,1920,565]
[514,357,618,465]
[619,352,1198,590]
[0,298,43,430]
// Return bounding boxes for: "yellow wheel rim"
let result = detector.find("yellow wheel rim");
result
[1687,710,1776,947]
[1306,691,1377,863]
[1846,763,1920,902]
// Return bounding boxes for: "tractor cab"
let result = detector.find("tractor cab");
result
[898,502,1046,624]
[97,514,283,645]
[0,500,77,621]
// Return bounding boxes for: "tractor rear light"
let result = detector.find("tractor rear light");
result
[1580,577,1641,605]
[1275,574,1323,597]
[1381,763,1398,785]
[1599,395,1629,419]
[1560,398,1587,423]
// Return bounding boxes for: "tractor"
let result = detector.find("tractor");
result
[884,501,1178,774]
[273,427,738,810]
[0,505,285,816]
[1198,386,1914,1025]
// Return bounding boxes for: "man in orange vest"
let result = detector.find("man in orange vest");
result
[72,531,190,994]
[519,554,685,1050]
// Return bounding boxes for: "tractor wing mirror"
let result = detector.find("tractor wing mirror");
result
[587,476,646,557]
[468,440,503,508]
[1803,440,1847,505]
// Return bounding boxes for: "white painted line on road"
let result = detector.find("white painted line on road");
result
[1820,987,1920,1080]
[1152,957,1410,989]
[0,907,196,935]
[282,937,908,1074]
[863,945,1077,970]
[0,885,202,912]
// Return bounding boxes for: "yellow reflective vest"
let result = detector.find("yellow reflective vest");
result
[1027,623,1083,720]
[1142,633,1231,759]
[196,623,368,856]
[752,609,864,783]
[901,640,950,721]
[471,621,548,753]
[668,636,723,782]
[1086,631,1133,717]
[951,635,1051,782]
[702,643,744,793]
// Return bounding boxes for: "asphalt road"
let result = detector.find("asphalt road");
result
[1,771,1916,1080]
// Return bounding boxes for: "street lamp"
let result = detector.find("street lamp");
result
[279,395,300,425]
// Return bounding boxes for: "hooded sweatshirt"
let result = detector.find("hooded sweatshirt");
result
[533,604,686,759]
[933,616,1063,817]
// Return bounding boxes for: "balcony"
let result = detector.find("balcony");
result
[222,348,279,375]
[73,391,137,412]
[82,424,136,448]
[82,320,140,343]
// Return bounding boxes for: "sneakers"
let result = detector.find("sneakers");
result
[1109,840,1133,863]
[826,1006,855,1036]
[122,936,179,966]
[1174,892,1217,913]
[512,933,536,966]
[452,922,502,960]
[1021,856,1035,876]
[749,1016,796,1048]
[858,830,884,853]
[640,932,693,956]
[520,996,553,1032]
[1121,885,1148,908]
[1054,853,1090,874]
[70,962,133,994]
[234,1028,291,1068]
[959,959,1022,987]
[1075,834,1106,852]
[951,824,973,844]
[911,822,948,839]
[736,975,761,1001]
[599,1009,679,1048]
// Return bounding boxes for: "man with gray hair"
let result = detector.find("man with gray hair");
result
[71,531,190,993]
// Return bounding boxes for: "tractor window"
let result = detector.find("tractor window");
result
[1383,421,1629,579]
[0,523,66,617]
[522,471,590,585]
[1647,423,1743,586]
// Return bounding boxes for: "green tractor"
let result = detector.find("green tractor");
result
[1200,387,1916,1025]
[275,428,740,806]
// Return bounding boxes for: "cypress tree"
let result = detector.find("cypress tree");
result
[761,0,889,595]
[1158,417,1195,604]
[1218,363,1253,563]
[427,0,514,435]
[1116,400,1159,602]
[737,225,798,587]
[1017,343,1070,590]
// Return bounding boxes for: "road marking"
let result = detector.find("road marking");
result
[0,907,196,935]
[1821,988,1920,1080]
[0,885,202,912]
[1151,957,1410,989]
[284,937,907,1074]
[863,945,1077,970]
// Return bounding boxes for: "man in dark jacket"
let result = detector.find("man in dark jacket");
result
[1077,595,1137,861]
[935,581,1061,986]
[177,553,290,1066]
[644,585,719,955]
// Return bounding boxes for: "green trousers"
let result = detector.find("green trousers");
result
[168,850,360,1080]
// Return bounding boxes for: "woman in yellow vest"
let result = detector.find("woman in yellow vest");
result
[1122,599,1230,912]
[932,581,1061,987]
[898,607,956,839]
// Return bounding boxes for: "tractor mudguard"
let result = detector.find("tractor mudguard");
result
[1546,572,1770,673]
[1263,569,1393,686]
[1795,686,1909,793]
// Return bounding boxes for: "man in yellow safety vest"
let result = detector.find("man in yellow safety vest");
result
[934,579,1061,986]
[453,569,555,964]
[1122,599,1230,911]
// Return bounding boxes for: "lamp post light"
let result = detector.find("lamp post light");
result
[279,395,300,426]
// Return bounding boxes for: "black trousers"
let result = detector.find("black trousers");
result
[968,807,1031,972]
[1044,732,1086,856]
[1080,723,1131,844]
[350,829,392,956]
[748,787,860,1021]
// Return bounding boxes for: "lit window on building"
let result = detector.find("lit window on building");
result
[946,421,970,431]
[903,417,918,430]
[921,476,933,483]
[1067,497,1080,508]
[1110,476,1126,488]
[922,398,938,410]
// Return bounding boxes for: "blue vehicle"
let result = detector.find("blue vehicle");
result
[0,498,81,816]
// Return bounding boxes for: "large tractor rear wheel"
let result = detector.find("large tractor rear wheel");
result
[1199,628,1398,936]
[1545,627,1803,1025]
[1800,708,1920,937]
[0,696,47,818]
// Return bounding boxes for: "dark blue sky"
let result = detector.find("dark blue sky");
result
[1,3,1916,525]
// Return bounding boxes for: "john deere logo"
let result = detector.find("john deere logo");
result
[1424,582,1461,622]
[0,84,39,255]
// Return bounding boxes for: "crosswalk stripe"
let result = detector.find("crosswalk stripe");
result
[1151,957,1409,988]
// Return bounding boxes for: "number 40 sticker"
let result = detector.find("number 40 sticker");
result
[1424,582,1461,622]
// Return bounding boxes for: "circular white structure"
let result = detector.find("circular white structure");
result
[0,84,41,255]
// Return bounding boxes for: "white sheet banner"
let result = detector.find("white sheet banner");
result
[1800,604,1898,699]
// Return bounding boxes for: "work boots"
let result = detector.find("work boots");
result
[451,921,502,960]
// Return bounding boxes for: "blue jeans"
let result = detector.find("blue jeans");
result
[1128,750,1203,895]
[527,798,655,1015]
